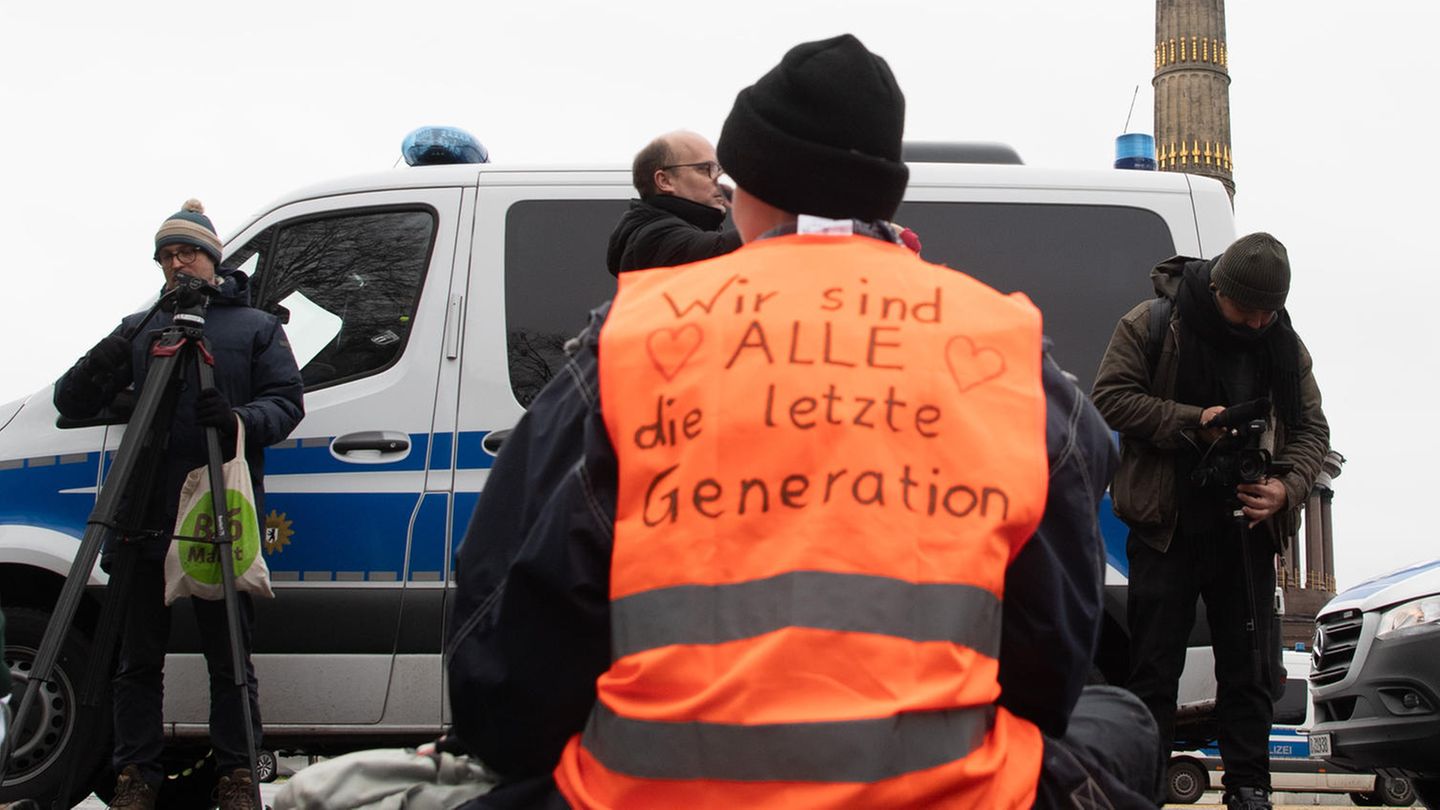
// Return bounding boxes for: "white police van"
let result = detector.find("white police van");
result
[1310,559,1440,808]
[0,131,1235,806]
[1165,650,1417,806]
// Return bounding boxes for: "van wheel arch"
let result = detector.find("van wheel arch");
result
[0,563,101,637]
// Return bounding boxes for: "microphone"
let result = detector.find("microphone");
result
[1209,398,1271,430]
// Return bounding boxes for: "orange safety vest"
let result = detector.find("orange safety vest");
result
[558,233,1048,809]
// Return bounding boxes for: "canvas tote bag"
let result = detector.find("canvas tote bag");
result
[164,416,274,604]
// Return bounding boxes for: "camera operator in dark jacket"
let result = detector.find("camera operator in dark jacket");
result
[604,130,741,275]
[1092,233,1329,810]
[53,200,303,810]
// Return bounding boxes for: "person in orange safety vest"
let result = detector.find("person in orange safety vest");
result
[446,34,1159,810]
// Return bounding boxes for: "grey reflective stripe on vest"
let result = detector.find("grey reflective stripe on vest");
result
[610,570,1001,660]
[582,701,995,782]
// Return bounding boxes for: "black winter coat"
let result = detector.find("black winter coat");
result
[605,195,742,275]
[54,271,305,559]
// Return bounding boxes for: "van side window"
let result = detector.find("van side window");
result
[503,199,626,406]
[893,202,1175,391]
[239,208,437,390]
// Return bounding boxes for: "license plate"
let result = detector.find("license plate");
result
[1310,732,1332,758]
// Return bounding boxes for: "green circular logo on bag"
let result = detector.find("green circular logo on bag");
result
[177,488,260,585]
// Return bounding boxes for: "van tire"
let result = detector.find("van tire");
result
[1165,757,1208,804]
[0,607,112,808]
[1379,774,1416,806]
[255,748,279,783]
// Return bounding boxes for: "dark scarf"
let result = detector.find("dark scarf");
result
[1174,259,1302,425]
[643,194,727,231]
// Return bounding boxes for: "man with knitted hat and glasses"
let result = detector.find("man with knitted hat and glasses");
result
[1093,233,1331,809]
[447,34,1158,809]
[54,200,303,809]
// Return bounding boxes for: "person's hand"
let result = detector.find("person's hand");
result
[1237,477,1288,527]
[196,387,237,436]
[86,334,131,377]
[1198,405,1227,443]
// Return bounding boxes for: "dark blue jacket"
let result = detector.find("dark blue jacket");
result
[446,298,1118,789]
[54,271,304,557]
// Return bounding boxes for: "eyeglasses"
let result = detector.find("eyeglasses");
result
[154,245,202,267]
[661,161,723,180]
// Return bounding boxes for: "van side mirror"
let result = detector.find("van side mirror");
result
[55,390,135,429]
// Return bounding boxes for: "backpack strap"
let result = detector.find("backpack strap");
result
[1147,295,1172,376]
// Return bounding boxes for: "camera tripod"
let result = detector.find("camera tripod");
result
[2,275,262,809]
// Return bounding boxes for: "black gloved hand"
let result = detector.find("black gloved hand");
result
[196,387,238,437]
[85,334,131,378]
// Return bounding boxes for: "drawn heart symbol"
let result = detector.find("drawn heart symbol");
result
[646,324,704,381]
[945,335,1006,392]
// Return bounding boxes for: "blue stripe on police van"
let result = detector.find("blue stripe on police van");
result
[262,434,432,475]
[0,452,101,537]
[1097,493,1129,579]
[455,431,496,471]
[430,432,454,471]
[257,431,493,475]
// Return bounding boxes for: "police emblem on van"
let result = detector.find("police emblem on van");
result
[265,510,294,555]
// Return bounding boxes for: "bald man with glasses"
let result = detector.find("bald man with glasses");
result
[605,130,742,276]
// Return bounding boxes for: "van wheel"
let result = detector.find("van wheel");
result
[1165,758,1208,804]
[0,607,111,808]
[1379,774,1417,806]
[255,748,279,783]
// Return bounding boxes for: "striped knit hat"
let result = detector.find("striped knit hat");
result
[154,199,222,264]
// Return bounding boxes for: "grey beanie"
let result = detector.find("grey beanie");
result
[154,198,223,265]
[1211,232,1290,311]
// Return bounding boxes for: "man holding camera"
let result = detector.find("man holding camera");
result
[1092,232,1330,810]
[53,200,303,810]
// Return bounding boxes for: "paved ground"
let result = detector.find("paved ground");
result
[68,762,1419,808]
[70,785,1398,809]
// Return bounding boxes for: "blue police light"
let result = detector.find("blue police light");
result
[1114,133,1156,171]
[401,126,489,166]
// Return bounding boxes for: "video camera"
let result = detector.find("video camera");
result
[1191,397,1288,488]
[161,272,219,322]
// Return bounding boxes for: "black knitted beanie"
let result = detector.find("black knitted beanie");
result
[717,34,908,222]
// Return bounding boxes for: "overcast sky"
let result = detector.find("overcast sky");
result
[2,2,1434,590]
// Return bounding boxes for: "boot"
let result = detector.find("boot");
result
[1223,786,1273,810]
[215,767,257,810]
[109,764,158,810]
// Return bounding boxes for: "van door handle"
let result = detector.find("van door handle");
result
[482,430,511,455]
[333,431,411,455]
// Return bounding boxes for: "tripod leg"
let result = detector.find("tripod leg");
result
[193,349,262,808]
[1236,522,1265,685]
[45,545,142,808]
[3,347,185,801]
